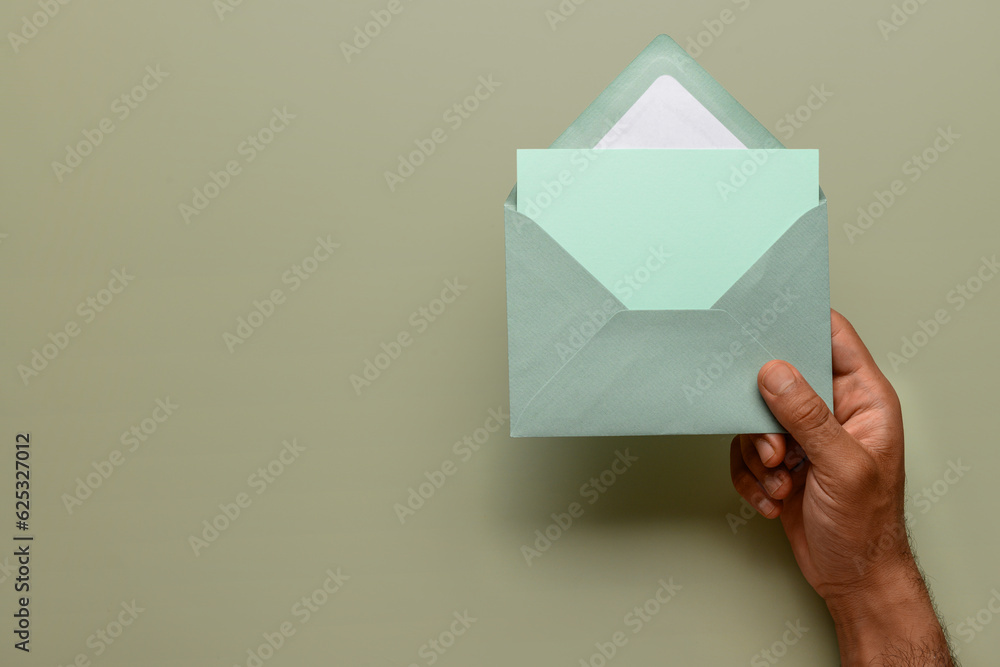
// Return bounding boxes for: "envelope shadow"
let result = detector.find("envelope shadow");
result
[499,434,742,524]
[495,432,809,582]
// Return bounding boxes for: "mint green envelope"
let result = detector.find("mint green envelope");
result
[504,35,833,437]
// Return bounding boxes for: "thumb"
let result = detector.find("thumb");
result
[757,360,860,471]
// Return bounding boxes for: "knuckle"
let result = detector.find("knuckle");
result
[790,394,835,437]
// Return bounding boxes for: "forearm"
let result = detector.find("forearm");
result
[826,559,955,666]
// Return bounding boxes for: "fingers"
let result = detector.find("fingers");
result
[757,360,862,470]
[740,435,792,499]
[749,433,785,468]
[831,309,901,411]
[730,436,782,518]
[830,309,880,380]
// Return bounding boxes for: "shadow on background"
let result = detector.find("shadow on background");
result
[496,433,741,523]
[490,430,822,584]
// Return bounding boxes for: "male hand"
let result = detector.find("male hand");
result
[730,310,954,665]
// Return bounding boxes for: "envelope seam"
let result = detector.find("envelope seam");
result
[510,311,623,434]
[722,310,776,359]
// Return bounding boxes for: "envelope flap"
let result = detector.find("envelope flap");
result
[505,205,625,423]
[539,35,826,201]
[509,201,833,436]
[511,309,780,437]
[550,35,784,152]
[713,200,834,408]
[504,35,833,436]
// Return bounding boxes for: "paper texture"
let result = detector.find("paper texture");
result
[504,35,832,437]
[516,149,819,310]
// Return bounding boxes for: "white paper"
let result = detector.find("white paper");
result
[597,75,746,150]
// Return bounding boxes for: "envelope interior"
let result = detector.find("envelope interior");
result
[596,75,747,149]
[517,75,818,311]
[507,39,833,435]
[518,148,818,310]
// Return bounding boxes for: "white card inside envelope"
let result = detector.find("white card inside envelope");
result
[596,75,747,149]
[517,78,818,311]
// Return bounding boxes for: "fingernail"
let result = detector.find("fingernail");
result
[764,473,784,497]
[754,493,777,517]
[756,437,776,465]
[761,363,796,395]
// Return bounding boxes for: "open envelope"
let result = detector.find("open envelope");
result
[504,35,833,437]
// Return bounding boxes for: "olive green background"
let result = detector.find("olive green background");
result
[2,0,998,664]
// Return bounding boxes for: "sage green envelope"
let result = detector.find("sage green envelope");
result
[504,35,832,437]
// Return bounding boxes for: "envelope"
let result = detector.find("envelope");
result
[504,35,833,437]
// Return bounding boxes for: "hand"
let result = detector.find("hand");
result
[730,310,954,665]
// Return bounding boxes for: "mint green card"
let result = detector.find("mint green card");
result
[516,149,819,310]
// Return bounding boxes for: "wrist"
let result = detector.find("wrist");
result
[825,558,951,665]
